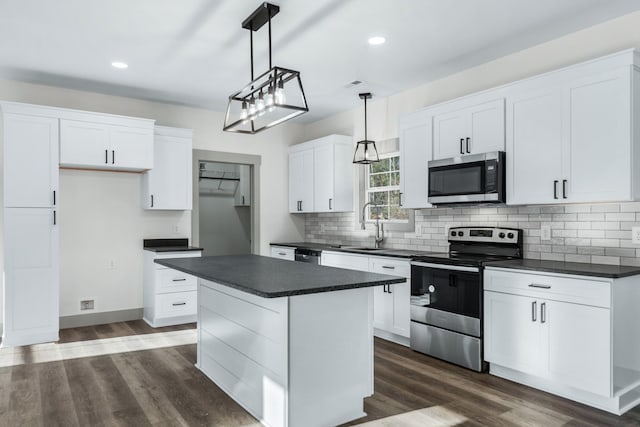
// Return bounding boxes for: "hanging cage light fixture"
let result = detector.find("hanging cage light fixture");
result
[353,92,380,164]
[223,2,309,134]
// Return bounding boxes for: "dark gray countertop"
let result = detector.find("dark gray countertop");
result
[270,242,439,259]
[143,238,203,253]
[155,255,406,298]
[486,258,640,279]
[144,246,203,253]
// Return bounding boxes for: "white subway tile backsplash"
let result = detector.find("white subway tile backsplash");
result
[304,202,640,267]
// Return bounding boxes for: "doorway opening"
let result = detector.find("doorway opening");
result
[191,150,261,256]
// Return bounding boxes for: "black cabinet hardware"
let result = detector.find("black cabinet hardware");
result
[53,190,56,206]
[53,210,56,225]
[382,265,395,270]
[105,149,108,164]
[399,192,403,207]
[242,196,245,205]
[329,198,332,210]
[532,301,537,322]
[465,137,470,153]
[553,180,559,199]
[541,302,546,323]
[460,138,464,155]
[172,278,186,282]
[112,150,115,164]
[172,302,186,306]
[151,195,154,208]
[529,283,551,289]
[562,179,568,199]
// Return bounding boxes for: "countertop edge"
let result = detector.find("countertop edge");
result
[484,263,639,279]
[154,258,406,298]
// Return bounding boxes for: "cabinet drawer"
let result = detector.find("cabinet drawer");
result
[270,246,295,261]
[484,268,610,308]
[369,257,410,278]
[156,268,197,293]
[321,251,369,271]
[155,291,197,317]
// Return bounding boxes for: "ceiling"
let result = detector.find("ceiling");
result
[1,0,639,124]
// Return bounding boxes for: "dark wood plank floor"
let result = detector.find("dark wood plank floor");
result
[0,320,638,426]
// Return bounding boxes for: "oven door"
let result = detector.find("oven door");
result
[410,262,481,337]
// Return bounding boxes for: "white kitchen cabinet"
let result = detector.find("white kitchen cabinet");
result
[321,251,409,345]
[288,135,353,213]
[288,149,314,213]
[507,50,640,205]
[270,246,295,261]
[60,117,154,171]
[398,109,432,209]
[3,113,59,208]
[484,267,640,415]
[433,98,505,160]
[142,126,193,210]
[143,249,202,327]
[3,208,59,347]
[234,164,251,207]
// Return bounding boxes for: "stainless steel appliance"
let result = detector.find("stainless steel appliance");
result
[410,226,523,371]
[428,151,505,205]
[294,248,321,264]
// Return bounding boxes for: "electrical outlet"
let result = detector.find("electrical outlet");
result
[174,225,180,233]
[541,225,551,241]
[320,223,325,234]
[632,227,640,244]
[80,300,94,310]
[108,259,116,269]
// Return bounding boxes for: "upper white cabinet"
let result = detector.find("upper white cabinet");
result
[507,50,639,205]
[398,109,432,209]
[288,135,353,213]
[3,113,59,208]
[234,164,251,207]
[142,126,193,210]
[433,98,505,160]
[60,115,154,172]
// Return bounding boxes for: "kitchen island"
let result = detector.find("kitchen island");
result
[155,255,405,427]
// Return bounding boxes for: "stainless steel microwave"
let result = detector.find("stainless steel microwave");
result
[428,151,505,205]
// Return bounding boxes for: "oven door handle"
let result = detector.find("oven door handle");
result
[410,261,480,273]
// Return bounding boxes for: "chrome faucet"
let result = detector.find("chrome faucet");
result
[361,202,385,248]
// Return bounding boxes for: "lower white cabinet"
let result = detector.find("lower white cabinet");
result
[321,251,410,345]
[484,267,640,415]
[3,208,59,347]
[271,246,295,261]
[143,250,202,327]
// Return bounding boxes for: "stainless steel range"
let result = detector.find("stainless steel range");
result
[409,226,523,372]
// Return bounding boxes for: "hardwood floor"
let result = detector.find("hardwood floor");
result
[0,320,638,426]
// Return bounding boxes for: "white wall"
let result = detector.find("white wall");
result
[304,11,640,142]
[0,79,305,318]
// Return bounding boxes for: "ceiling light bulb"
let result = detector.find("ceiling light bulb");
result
[257,92,265,111]
[275,79,286,105]
[265,85,275,107]
[240,101,248,120]
[248,97,257,117]
[111,61,128,69]
[368,36,386,45]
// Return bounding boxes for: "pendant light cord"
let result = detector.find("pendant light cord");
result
[364,96,368,141]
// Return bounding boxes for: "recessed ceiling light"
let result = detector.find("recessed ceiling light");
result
[368,36,386,45]
[111,61,128,69]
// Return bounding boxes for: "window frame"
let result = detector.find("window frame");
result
[365,152,407,224]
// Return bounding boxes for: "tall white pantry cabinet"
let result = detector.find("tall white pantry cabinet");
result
[1,105,60,346]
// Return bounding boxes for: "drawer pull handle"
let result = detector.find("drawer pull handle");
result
[529,283,551,289]
[278,252,286,256]
[172,302,186,306]
[382,266,395,270]
[172,278,187,282]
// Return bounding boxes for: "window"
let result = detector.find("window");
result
[366,154,408,222]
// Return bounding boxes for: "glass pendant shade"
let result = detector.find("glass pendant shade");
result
[353,140,380,164]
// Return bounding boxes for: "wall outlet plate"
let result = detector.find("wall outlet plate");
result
[320,223,325,234]
[541,225,551,241]
[632,227,640,245]
[80,299,94,310]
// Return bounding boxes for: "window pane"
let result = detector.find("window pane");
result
[390,156,400,171]
[369,173,390,188]
[389,190,400,205]
[370,159,389,173]
[370,191,388,205]
[389,171,400,186]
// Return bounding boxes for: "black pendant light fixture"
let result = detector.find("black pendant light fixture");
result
[353,92,380,164]
[223,2,309,134]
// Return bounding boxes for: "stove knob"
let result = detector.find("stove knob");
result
[508,232,515,239]
[499,232,505,238]
[428,285,436,293]
[451,231,456,237]
[458,231,464,237]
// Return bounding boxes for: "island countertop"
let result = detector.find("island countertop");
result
[154,254,405,298]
